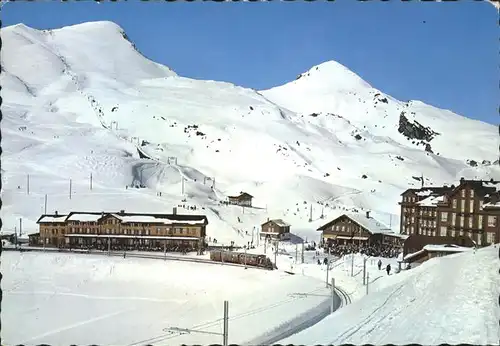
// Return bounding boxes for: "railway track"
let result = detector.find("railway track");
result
[5,247,271,271]
[334,285,352,307]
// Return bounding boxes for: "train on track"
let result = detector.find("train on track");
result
[210,250,275,270]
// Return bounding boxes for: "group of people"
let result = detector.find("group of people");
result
[66,242,198,254]
[324,241,400,259]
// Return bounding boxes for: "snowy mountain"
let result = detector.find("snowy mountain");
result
[2,21,499,242]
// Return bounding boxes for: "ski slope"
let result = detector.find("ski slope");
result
[280,245,500,345]
[2,21,499,246]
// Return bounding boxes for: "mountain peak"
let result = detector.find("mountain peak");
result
[294,60,372,90]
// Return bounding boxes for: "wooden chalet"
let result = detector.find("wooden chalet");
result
[317,212,407,247]
[227,192,253,207]
[260,218,291,240]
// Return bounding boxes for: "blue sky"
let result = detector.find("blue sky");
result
[2,1,498,124]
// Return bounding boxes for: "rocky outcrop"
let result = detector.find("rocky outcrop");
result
[398,111,440,142]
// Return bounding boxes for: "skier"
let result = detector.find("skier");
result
[386,264,391,276]
[378,259,382,270]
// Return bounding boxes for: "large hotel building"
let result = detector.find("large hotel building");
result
[32,208,208,252]
[399,178,500,246]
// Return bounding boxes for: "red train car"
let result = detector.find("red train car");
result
[210,250,274,270]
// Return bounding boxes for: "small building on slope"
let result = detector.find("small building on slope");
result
[260,218,291,240]
[402,244,473,266]
[227,192,253,207]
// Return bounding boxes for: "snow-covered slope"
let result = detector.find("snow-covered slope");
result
[2,21,499,243]
[281,245,500,345]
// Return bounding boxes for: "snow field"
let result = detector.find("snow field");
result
[2,251,331,345]
[280,245,500,345]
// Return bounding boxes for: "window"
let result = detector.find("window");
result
[486,232,495,244]
[468,218,473,228]
[440,212,448,222]
[469,200,474,213]
[477,234,483,246]
[487,216,497,227]
[461,189,465,198]
[479,200,483,209]
[478,215,483,229]
[410,226,414,234]
[439,226,446,237]
[451,213,456,226]
[452,199,457,208]
[460,216,464,227]
[460,200,465,212]
[450,230,455,237]
[470,189,474,198]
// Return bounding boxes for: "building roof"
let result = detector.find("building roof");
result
[403,243,472,262]
[416,195,445,208]
[36,214,68,223]
[400,187,452,197]
[423,244,473,252]
[263,219,290,227]
[38,211,208,225]
[317,213,393,235]
[483,201,500,209]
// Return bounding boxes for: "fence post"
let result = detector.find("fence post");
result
[330,278,335,314]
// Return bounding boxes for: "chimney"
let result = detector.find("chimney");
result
[173,207,177,215]
[267,217,269,221]
[460,177,465,183]
[366,211,370,219]
[54,210,58,216]
[120,210,125,214]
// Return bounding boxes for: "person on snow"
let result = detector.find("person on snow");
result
[377,259,382,270]
[386,264,391,275]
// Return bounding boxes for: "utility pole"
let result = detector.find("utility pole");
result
[309,204,313,222]
[107,236,111,255]
[244,246,247,269]
[301,240,305,264]
[366,272,370,295]
[212,177,216,190]
[251,227,255,245]
[274,240,278,267]
[223,300,229,346]
[351,253,354,277]
[44,194,47,214]
[19,218,23,238]
[164,239,167,260]
[325,260,330,288]
[27,174,30,195]
[14,226,18,249]
[181,177,185,195]
[69,179,72,199]
[90,173,93,190]
[330,278,335,314]
[363,257,367,285]
[295,244,298,263]
[242,206,245,214]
